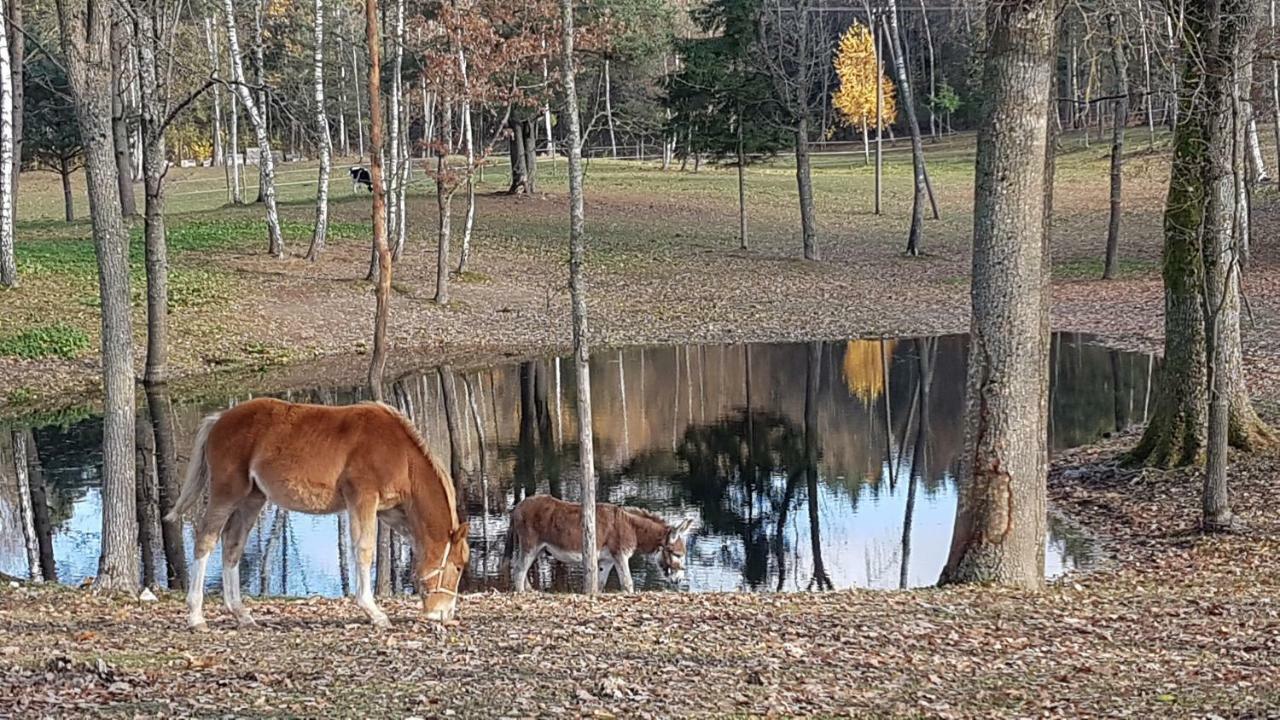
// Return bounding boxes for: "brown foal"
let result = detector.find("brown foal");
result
[506,495,693,592]
[168,398,468,630]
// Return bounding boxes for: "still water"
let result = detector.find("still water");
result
[0,334,1155,595]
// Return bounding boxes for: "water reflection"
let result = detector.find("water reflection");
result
[0,334,1155,595]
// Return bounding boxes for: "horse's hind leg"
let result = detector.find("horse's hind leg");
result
[187,498,237,632]
[221,490,267,627]
[348,495,390,628]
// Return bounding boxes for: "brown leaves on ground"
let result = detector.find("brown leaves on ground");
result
[3,439,1280,718]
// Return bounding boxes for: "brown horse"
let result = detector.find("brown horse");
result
[167,398,468,630]
[505,495,693,592]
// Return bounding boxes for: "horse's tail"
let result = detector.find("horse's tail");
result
[502,514,517,562]
[165,412,221,522]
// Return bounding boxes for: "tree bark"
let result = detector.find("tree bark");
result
[59,157,74,221]
[560,0,598,595]
[434,153,452,304]
[135,0,168,385]
[110,19,136,218]
[252,0,267,203]
[307,0,333,261]
[457,45,476,274]
[508,115,528,193]
[365,0,390,400]
[0,0,15,288]
[220,0,283,257]
[737,117,747,250]
[57,0,139,594]
[1103,9,1128,280]
[205,16,223,166]
[795,116,818,261]
[939,0,1055,590]
[7,0,21,205]
[604,58,617,158]
[884,1,936,256]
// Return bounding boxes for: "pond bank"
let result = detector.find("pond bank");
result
[2,430,1278,718]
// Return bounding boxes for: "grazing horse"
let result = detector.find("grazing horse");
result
[167,398,469,630]
[505,495,693,592]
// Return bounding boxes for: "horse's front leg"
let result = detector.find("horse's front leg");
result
[349,498,391,628]
[615,553,635,593]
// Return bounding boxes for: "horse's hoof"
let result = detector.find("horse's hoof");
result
[189,621,209,634]
[371,615,391,630]
[235,616,257,629]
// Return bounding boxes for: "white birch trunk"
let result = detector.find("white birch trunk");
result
[307,0,332,260]
[221,0,284,257]
[0,0,15,288]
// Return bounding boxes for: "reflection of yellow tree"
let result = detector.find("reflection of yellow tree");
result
[843,339,896,406]
[832,23,897,137]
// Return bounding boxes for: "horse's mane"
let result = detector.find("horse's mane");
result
[367,401,458,528]
[622,506,669,529]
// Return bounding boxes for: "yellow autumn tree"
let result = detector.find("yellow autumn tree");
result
[832,23,897,148]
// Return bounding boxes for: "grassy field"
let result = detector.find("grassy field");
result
[0,128,1267,419]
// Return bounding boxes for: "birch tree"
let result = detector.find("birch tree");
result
[307,0,333,261]
[561,0,598,595]
[366,0,391,398]
[884,0,939,256]
[0,0,15,288]
[56,0,139,594]
[220,0,284,257]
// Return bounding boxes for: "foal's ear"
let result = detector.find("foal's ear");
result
[670,517,694,539]
[451,522,470,544]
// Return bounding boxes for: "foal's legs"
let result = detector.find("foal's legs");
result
[187,499,238,631]
[615,553,635,593]
[348,495,390,628]
[511,542,541,592]
[220,491,267,627]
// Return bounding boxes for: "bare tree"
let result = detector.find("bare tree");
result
[56,0,139,594]
[884,0,939,255]
[110,19,137,218]
[940,0,1056,589]
[365,0,391,399]
[307,0,333,261]
[757,0,831,261]
[220,0,284,257]
[561,0,598,595]
[1103,7,1128,280]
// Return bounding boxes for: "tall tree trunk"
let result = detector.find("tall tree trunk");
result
[507,116,528,193]
[7,0,21,205]
[12,431,40,580]
[352,45,365,158]
[110,19,136,218]
[59,157,74,221]
[874,14,884,215]
[1272,0,1280,177]
[0,0,14,289]
[135,0,168,385]
[604,58,617,158]
[434,154,452,304]
[221,0,283,257]
[457,45,476,274]
[252,0,267,203]
[885,0,935,256]
[1127,0,1274,468]
[145,382,187,589]
[203,17,223,166]
[386,0,404,260]
[560,0,597,595]
[524,120,537,193]
[439,366,464,488]
[307,0,332,261]
[22,431,56,581]
[365,0,390,399]
[1103,9,1128,280]
[795,117,818,261]
[939,0,1055,590]
[737,117,747,250]
[57,0,139,594]
[209,16,243,203]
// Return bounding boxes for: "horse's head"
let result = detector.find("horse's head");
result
[419,523,470,622]
[658,518,694,584]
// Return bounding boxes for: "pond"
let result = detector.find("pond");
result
[0,334,1156,596]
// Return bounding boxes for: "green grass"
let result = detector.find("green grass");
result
[0,322,91,360]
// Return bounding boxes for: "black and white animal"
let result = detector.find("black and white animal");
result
[350,166,373,193]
